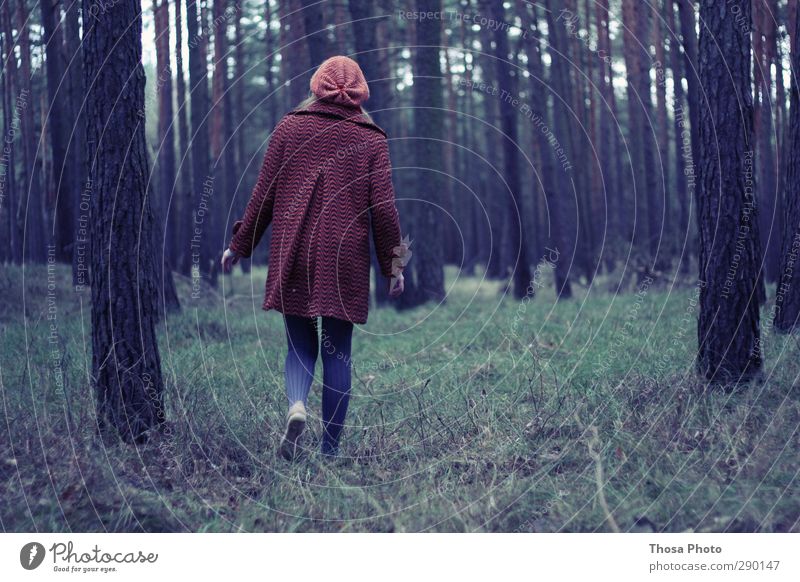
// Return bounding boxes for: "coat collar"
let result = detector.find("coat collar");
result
[288,99,386,137]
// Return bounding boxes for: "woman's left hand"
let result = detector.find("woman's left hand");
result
[221,248,241,273]
[389,272,404,297]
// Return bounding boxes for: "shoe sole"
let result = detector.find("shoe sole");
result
[278,414,306,461]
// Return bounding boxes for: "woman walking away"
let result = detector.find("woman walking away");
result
[221,56,406,460]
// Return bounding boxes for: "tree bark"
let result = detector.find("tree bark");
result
[0,1,19,263]
[667,0,691,274]
[412,0,446,304]
[281,0,312,106]
[696,0,762,383]
[152,0,181,316]
[543,0,576,299]
[64,0,88,285]
[596,0,627,260]
[653,0,671,257]
[233,0,251,273]
[185,0,216,286]
[154,0,176,262]
[41,0,74,264]
[622,0,660,262]
[754,0,780,283]
[83,0,165,442]
[264,0,279,131]
[678,0,701,201]
[175,0,194,276]
[349,0,392,305]
[16,0,46,263]
[300,0,334,65]
[461,4,486,274]
[490,0,532,299]
[211,0,237,284]
[774,8,800,332]
[477,0,505,279]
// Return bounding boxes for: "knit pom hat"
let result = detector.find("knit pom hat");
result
[310,56,370,107]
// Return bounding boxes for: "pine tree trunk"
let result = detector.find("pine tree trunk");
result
[543,0,576,299]
[154,0,177,264]
[151,0,181,316]
[16,0,46,263]
[175,0,194,276]
[490,0,532,299]
[678,0,701,195]
[596,0,626,260]
[565,0,594,281]
[412,0,446,304]
[0,1,19,264]
[774,9,800,333]
[211,0,236,283]
[186,0,216,287]
[233,1,251,274]
[621,0,644,254]
[477,0,505,279]
[640,2,660,262]
[300,0,333,65]
[585,0,603,276]
[282,0,311,106]
[64,0,88,286]
[666,0,691,273]
[461,6,486,274]
[622,0,660,261]
[349,0,391,305]
[391,9,421,309]
[333,0,350,53]
[654,0,671,259]
[771,1,786,252]
[755,1,780,283]
[696,0,762,383]
[520,0,568,293]
[442,36,460,267]
[41,0,74,264]
[83,0,165,443]
[264,0,278,131]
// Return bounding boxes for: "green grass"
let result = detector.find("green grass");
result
[1,263,798,532]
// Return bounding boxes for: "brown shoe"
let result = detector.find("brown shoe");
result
[278,401,307,461]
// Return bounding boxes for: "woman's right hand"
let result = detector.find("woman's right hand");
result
[221,248,241,274]
[389,272,404,297]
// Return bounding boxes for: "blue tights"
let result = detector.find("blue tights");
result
[283,314,353,455]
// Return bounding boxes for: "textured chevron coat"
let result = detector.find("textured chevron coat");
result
[229,100,402,324]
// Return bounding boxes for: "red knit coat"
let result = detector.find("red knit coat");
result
[229,100,402,324]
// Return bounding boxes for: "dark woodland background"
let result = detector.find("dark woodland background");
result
[0,0,799,532]
[2,1,800,325]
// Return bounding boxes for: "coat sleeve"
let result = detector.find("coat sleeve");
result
[368,136,403,278]
[229,120,286,258]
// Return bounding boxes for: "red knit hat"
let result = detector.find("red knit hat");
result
[310,56,370,107]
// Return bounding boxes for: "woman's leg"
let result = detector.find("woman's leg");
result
[320,317,354,455]
[283,314,319,406]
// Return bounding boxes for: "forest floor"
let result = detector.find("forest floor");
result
[1,263,798,532]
